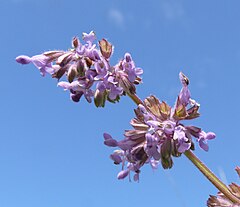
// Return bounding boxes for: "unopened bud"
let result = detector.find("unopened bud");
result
[94,89,107,107]
[161,156,173,169]
[16,55,31,64]
[179,72,189,86]
[72,36,79,48]
[134,76,142,85]
[110,154,122,164]
[171,140,181,157]
[70,91,83,102]
[161,139,172,159]
[43,51,64,62]
[117,169,129,180]
[67,65,77,83]
[119,75,136,94]
[76,60,85,77]
[99,38,113,59]
[85,57,93,68]
[56,52,72,67]
[124,53,132,62]
[160,140,173,169]
[52,66,67,80]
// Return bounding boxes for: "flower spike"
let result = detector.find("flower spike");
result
[16,31,143,107]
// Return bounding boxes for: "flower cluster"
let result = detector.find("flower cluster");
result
[207,167,240,207]
[16,31,143,107]
[104,72,216,181]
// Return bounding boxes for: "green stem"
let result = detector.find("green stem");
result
[184,150,240,204]
[126,92,143,105]
[127,92,240,204]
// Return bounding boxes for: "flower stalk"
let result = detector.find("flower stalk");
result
[126,92,143,105]
[184,150,240,204]
[127,92,240,205]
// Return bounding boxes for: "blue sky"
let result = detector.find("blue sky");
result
[1,0,240,206]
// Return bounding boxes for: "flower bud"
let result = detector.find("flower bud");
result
[179,72,189,86]
[161,156,173,169]
[16,55,32,64]
[76,60,85,77]
[103,133,118,147]
[119,75,136,94]
[171,140,181,157]
[160,139,173,169]
[134,76,142,85]
[52,66,67,80]
[94,89,107,107]
[117,170,129,180]
[110,153,122,164]
[72,36,79,48]
[67,65,77,83]
[43,51,64,62]
[85,57,93,68]
[124,53,132,62]
[56,52,73,67]
[133,173,139,182]
[99,38,113,59]
[70,91,83,102]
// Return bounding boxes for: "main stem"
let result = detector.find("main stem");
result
[184,150,240,204]
[127,92,240,204]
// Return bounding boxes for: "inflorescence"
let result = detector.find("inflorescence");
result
[16,31,216,182]
[104,72,215,181]
[16,31,143,107]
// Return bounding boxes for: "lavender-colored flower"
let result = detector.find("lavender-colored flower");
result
[16,52,63,76]
[173,125,191,153]
[58,80,94,103]
[16,31,143,107]
[104,72,216,180]
[121,53,143,82]
[103,133,118,147]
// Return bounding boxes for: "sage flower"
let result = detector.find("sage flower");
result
[104,72,216,181]
[16,31,143,107]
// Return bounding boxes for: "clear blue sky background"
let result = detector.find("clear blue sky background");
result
[1,0,240,206]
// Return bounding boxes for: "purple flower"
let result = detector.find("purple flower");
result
[110,152,122,164]
[104,72,215,180]
[103,133,118,147]
[179,72,191,106]
[16,31,143,107]
[16,54,55,76]
[145,133,160,160]
[197,131,216,151]
[121,53,143,82]
[108,84,123,100]
[58,80,94,103]
[82,31,96,44]
[173,126,191,153]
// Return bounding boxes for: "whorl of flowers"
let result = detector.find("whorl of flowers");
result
[15,31,143,107]
[104,72,216,181]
